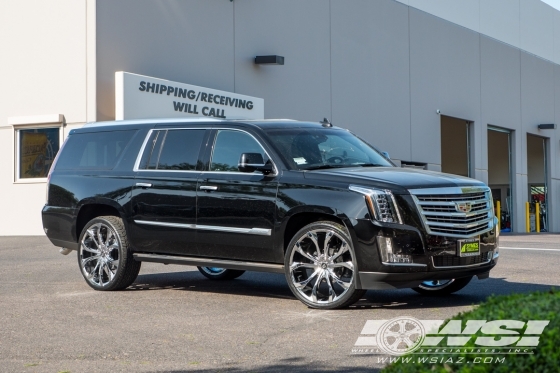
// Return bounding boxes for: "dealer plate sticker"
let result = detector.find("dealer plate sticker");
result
[458,239,480,257]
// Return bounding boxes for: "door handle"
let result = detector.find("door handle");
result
[200,185,218,191]
[136,183,152,188]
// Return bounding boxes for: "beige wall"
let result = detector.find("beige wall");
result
[0,0,93,235]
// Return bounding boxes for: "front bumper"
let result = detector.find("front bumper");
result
[347,215,499,290]
[357,256,497,290]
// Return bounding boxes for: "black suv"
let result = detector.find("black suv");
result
[42,119,499,309]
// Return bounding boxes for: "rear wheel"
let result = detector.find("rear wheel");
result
[197,267,245,280]
[285,221,365,309]
[78,216,141,291]
[412,276,472,295]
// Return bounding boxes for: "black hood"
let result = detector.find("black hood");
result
[303,166,486,193]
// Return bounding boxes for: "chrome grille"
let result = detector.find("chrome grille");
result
[409,187,495,238]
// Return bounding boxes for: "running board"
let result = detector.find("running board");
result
[133,253,285,274]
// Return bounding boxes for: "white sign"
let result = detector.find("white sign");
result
[115,72,264,120]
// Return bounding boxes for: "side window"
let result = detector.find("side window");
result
[210,130,268,172]
[56,130,135,170]
[139,129,205,171]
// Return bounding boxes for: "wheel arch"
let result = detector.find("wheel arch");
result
[74,200,125,242]
[281,209,353,254]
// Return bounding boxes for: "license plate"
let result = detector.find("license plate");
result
[458,238,480,257]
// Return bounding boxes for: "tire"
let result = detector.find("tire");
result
[412,276,472,296]
[77,216,141,291]
[284,221,366,309]
[197,267,245,281]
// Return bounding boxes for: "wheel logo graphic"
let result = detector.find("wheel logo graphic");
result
[376,317,425,355]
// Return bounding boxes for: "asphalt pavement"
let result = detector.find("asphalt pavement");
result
[0,234,558,373]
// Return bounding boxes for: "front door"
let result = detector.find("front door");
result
[196,129,279,262]
[129,128,209,255]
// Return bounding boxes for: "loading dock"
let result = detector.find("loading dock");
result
[440,115,471,177]
[526,134,548,232]
[487,127,513,231]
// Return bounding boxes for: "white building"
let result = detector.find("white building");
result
[1,0,559,235]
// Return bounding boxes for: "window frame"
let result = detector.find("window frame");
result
[13,124,63,184]
[208,128,278,176]
[133,128,208,173]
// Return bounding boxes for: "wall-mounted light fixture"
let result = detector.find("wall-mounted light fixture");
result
[254,55,284,65]
[538,123,556,130]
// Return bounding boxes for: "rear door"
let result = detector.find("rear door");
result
[129,127,210,255]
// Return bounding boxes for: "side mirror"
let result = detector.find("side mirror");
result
[381,151,390,160]
[238,153,273,174]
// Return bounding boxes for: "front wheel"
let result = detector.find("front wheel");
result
[285,221,366,309]
[412,276,472,296]
[197,267,245,280]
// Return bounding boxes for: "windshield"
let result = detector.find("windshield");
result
[265,127,393,170]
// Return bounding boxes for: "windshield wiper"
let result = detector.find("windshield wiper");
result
[354,163,386,167]
[301,164,351,171]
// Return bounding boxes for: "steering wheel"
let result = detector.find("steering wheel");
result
[326,156,344,164]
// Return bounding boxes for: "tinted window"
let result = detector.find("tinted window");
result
[56,130,135,170]
[144,129,205,171]
[211,130,268,172]
[138,130,166,170]
[264,128,393,170]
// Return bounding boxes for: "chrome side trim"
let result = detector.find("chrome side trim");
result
[431,256,492,269]
[381,262,427,267]
[196,224,271,236]
[135,182,152,188]
[199,185,218,191]
[135,220,196,229]
[133,253,284,273]
[134,220,271,236]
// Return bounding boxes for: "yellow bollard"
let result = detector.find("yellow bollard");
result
[496,200,501,231]
[526,202,530,233]
[536,203,540,233]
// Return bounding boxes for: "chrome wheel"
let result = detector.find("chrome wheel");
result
[289,228,355,305]
[80,222,120,287]
[200,267,227,275]
[418,279,455,290]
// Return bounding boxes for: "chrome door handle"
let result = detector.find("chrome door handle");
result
[200,185,218,191]
[136,183,152,188]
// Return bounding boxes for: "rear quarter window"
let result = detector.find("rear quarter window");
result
[55,130,136,170]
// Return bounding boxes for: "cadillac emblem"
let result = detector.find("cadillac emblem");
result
[455,202,473,213]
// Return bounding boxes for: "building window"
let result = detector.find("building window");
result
[16,127,60,180]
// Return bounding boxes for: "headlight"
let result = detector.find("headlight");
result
[349,185,403,224]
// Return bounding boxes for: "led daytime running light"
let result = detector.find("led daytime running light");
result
[349,185,403,224]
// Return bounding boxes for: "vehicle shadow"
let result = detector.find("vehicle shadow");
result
[147,358,381,373]
[130,270,558,310]
[145,357,382,373]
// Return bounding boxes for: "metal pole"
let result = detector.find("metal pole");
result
[496,200,501,231]
[536,203,540,233]
[526,202,530,233]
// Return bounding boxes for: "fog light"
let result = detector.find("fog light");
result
[377,236,413,264]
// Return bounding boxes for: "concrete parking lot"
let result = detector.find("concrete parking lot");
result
[1,234,559,373]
